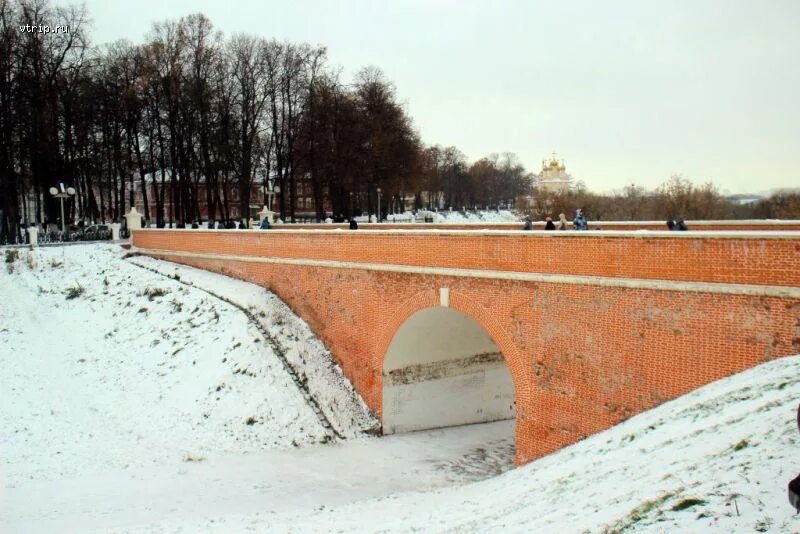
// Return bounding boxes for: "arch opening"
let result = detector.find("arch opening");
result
[382,307,516,435]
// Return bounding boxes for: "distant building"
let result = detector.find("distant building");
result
[535,153,573,193]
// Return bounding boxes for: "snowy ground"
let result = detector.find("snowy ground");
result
[121,357,800,534]
[2,244,799,533]
[125,253,378,439]
[381,209,520,223]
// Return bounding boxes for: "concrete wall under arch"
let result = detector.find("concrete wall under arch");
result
[382,307,516,434]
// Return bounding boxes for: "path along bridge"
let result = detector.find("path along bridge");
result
[131,225,800,464]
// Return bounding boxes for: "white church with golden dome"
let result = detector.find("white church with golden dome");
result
[535,152,574,193]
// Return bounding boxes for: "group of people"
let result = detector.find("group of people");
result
[187,219,246,229]
[523,209,588,231]
[666,219,688,231]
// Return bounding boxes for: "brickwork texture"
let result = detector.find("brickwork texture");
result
[131,228,800,464]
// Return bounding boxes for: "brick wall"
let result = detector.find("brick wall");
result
[131,229,800,464]
[132,229,800,286]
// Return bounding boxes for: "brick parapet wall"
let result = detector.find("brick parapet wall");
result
[132,229,800,287]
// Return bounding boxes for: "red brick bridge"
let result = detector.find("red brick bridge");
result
[131,226,800,464]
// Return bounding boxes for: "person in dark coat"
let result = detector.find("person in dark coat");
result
[544,217,556,230]
[238,220,246,229]
[573,208,588,230]
[666,220,675,230]
[260,217,271,229]
[523,216,533,230]
[349,219,358,230]
[789,404,800,512]
[675,218,688,231]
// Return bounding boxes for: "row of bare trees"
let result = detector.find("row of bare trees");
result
[524,175,800,221]
[2,1,531,242]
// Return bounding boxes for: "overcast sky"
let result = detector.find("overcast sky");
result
[66,0,799,194]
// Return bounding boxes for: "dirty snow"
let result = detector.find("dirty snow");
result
[1,243,799,533]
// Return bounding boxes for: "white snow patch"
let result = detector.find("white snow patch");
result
[125,253,378,438]
[117,355,800,533]
[0,245,336,487]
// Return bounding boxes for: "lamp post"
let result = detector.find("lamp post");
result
[376,188,381,223]
[260,184,280,224]
[49,183,76,234]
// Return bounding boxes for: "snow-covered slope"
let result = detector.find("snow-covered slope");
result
[434,209,519,223]
[381,209,521,223]
[125,253,377,438]
[0,244,370,487]
[125,357,800,533]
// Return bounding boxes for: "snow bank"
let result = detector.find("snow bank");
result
[125,254,378,439]
[435,209,520,223]
[132,356,800,532]
[358,210,520,224]
[0,244,344,486]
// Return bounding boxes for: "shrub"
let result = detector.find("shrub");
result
[142,287,168,300]
[671,498,706,511]
[5,249,19,272]
[65,284,85,300]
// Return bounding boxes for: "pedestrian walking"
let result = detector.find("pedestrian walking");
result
[349,219,358,230]
[789,405,800,512]
[557,213,568,230]
[545,217,556,230]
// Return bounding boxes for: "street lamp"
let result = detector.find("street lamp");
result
[259,184,280,224]
[376,188,381,223]
[49,183,76,234]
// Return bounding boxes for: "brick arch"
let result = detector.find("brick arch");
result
[373,288,529,425]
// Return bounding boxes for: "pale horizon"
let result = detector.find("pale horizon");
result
[66,0,800,195]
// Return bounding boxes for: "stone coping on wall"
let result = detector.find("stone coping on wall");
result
[133,227,800,240]
[131,247,800,299]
